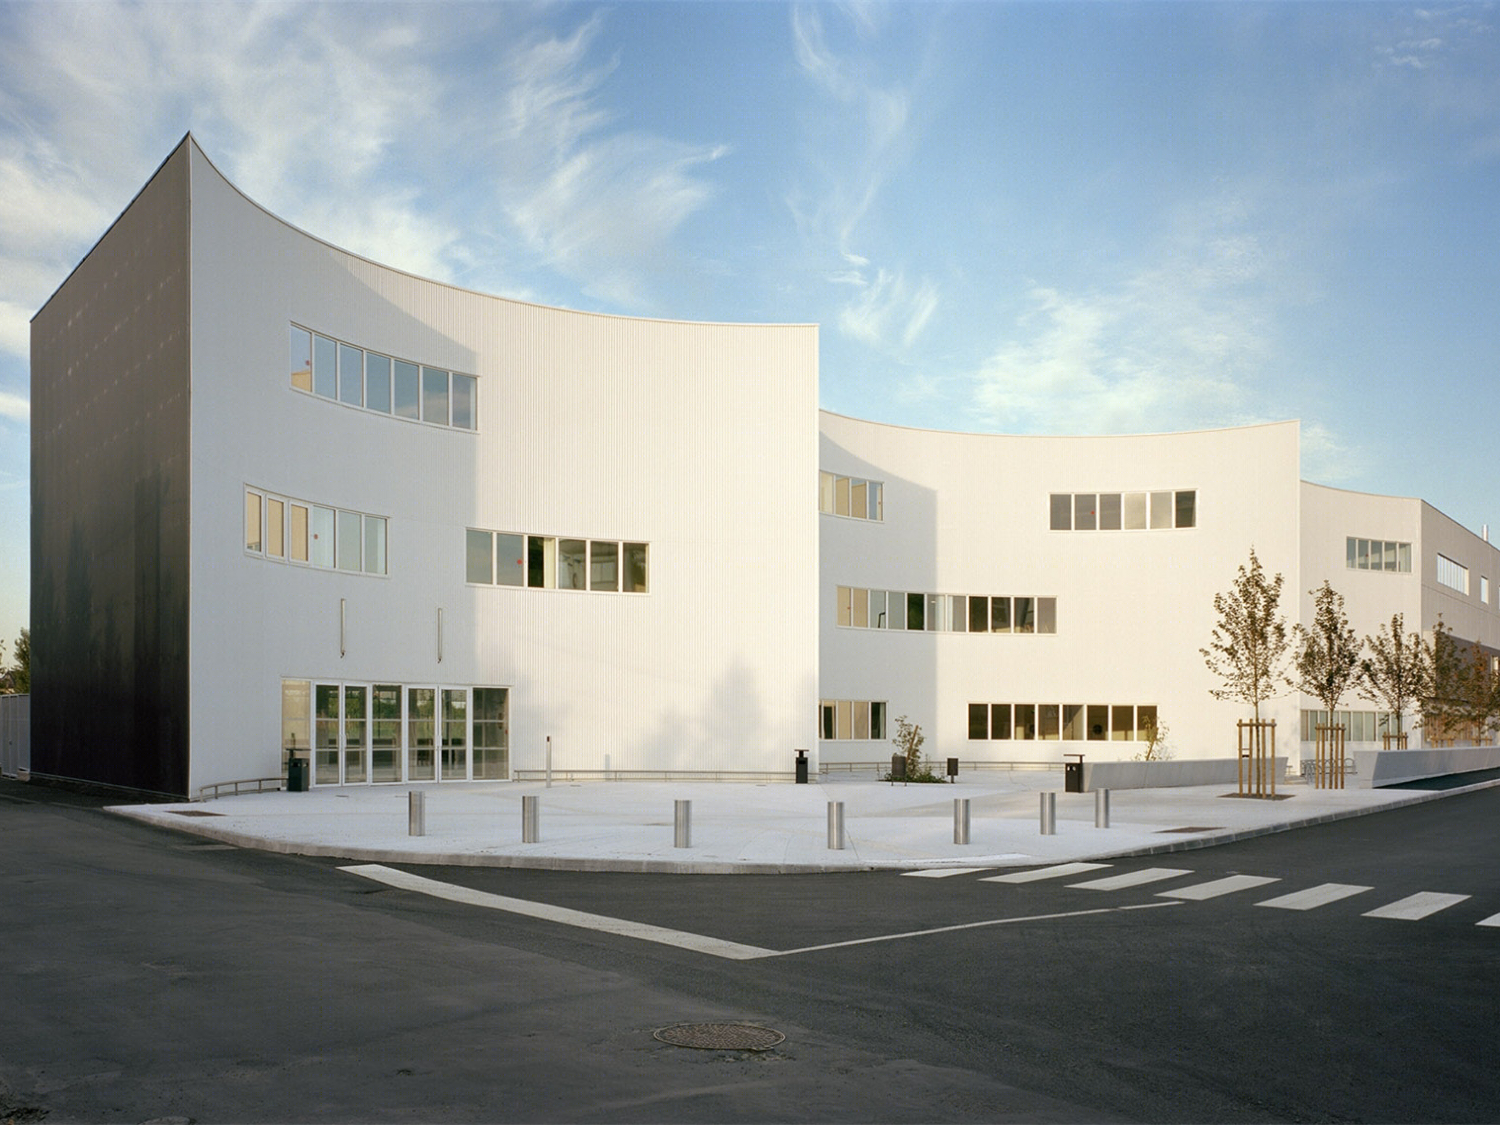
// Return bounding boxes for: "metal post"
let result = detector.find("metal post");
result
[953,798,970,845]
[546,735,552,789]
[408,790,425,836]
[1095,788,1110,828]
[827,801,845,850]
[522,794,538,843]
[674,799,691,848]
[1040,792,1056,835]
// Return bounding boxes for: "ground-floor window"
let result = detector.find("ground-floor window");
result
[282,678,509,785]
[968,702,1157,741]
[1298,709,1397,743]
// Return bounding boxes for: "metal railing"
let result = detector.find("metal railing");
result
[197,776,285,801]
[511,768,795,783]
[819,759,1063,775]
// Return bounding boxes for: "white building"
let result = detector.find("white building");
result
[29,135,1500,798]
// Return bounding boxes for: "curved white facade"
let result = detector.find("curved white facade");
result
[31,136,1500,797]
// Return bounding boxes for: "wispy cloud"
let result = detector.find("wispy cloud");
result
[0,388,28,423]
[0,1,728,361]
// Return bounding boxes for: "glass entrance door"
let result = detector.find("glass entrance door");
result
[343,685,368,783]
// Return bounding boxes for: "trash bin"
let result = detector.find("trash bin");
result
[795,748,809,784]
[1064,753,1084,793]
[947,757,959,782]
[287,751,309,793]
[890,754,907,781]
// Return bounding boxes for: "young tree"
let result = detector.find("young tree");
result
[1200,547,1293,726]
[9,627,29,694]
[890,715,933,780]
[1357,613,1426,739]
[1419,618,1465,742]
[1294,581,1362,736]
[1134,713,1172,762]
[1455,638,1500,744]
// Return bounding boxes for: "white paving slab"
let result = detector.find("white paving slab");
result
[1068,867,1193,891]
[1157,874,1281,900]
[981,862,1111,884]
[1255,883,1373,911]
[1362,892,1471,920]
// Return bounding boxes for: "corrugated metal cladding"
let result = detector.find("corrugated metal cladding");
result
[30,142,192,797]
[176,136,819,787]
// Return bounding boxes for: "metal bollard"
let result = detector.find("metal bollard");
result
[953,798,970,845]
[827,801,845,850]
[1095,788,1110,829]
[674,799,691,848]
[1039,791,1056,836]
[408,790,426,837]
[522,794,539,843]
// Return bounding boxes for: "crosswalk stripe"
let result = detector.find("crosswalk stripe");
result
[1363,892,1471,920]
[1068,867,1193,891]
[1157,874,1281,901]
[1476,913,1500,928]
[981,862,1111,884]
[1255,883,1373,911]
[902,867,995,878]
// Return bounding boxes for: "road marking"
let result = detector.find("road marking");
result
[1255,883,1373,911]
[1068,867,1193,891]
[340,864,777,961]
[770,902,1182,957]
[903,867,995,878]
[981,862,1111,884]
[1157,875,1281,901]
[1362,892,1471,921]
[1476,912,1500,928]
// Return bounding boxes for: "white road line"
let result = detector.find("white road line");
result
[903,867,995,878]
[1068,867,1193,891]
[770,902,1183,957]
[1363,892,1471,921]
[1156,874,1281,901]
[1255,883,1373,911]
[1476,913,1500,928]
[340,864,777,961]
[981,862,1111,884]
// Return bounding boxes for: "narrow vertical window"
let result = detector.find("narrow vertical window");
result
[407,687,435,781]
[853,701,870,740]
[473,687,509,780]
[1074,494,1097,531]
[991,596,1011,632]
[393,360,421,419]
[371,685,401,782]
[1175,490,1196,528]
[441,689,468,780]
[950,595,966,632]
[1149,492,1173,530]
[1398,543,1412,572]
[363,516,387,576]
[835,477,851,516]
[314,684,340,785]
[1050,494,1072,530]
[871,482,883,520]
[338,343,364,406]
[343,685,368,784]
[820,702,835,740]
[1136,705,1158,743]
[851,481,868,520]
[1087,705,1108,740]
[495,533,525,586]
[819,471,835,513]
[968,595,989,632]
[925,593,942,632]
[337,509,362,571]
[281,679,310,758]
[1013,704,1036,740]
[968,703,989,740]
[290,504,309,563]
[290,326,313,391]
[853,588,869,628]
[245,491,263,553]
[836,700,851,740]
[365,353,392,413]
[1123,492,1147,530]
[1014,597,1035,634]
[528,536,557,588]
[1037,597,1057,634]
[590,541,619,591]
[310,506,335,568]
[1112,705,1135,740]
[1039,704,1060,740]
[1346,538,1358,569]
[466,530,494,584]
[623,543,649,592]
[266,497,284,558]
[837,586,852,627]
[451,374,477,430]
[422,367,450,424]
[313,335,337,398]
[558,539,587,590]
[868,589,887,628]
[1099,493,1122,530]
[906,592,924,630]
[1063,704,1084,741]
[990,704,1012,740]
[887,591,905,630]
[870,701,886,740]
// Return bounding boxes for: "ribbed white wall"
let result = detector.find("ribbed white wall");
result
[184,143,819,790]
[818,413,1304,764]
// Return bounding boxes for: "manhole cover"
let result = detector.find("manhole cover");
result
[1157,826,1222,833]
[653,1023,785,1051]
[169,809,224,817]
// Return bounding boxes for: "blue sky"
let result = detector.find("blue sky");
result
[2,1,1499,655]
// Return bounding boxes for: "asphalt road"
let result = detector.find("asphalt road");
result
[4,777,1500,1124]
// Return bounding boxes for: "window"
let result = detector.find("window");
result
[967,701,1155,743]
[468,530,647,594]
[1300,709,1398,743]
[1346,537,1413,574]
[290,325,476,432]
[1013,704,1036,740]
[819,473,884,521]
[1053,490,1196,531]
[247,488,386,575]
[472,687,509,779]
[372,685,401,782]
[1484,577,1491,605]
[1438,553,1470,594]
[968,703,988,740]
[819,700,888,740]
[834,588,1056,635]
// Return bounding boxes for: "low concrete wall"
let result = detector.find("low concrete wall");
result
[1351,745,1500,788]
[1082,757,1286,791]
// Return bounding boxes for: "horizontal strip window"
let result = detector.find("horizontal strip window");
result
[819,472,883,521]
[1298,709,1398,743]
[467,530,648,593]
[837,588,1056,634]
[283,680,508,785]
[1436,552,1469,594]
[819,700,887,741]
[1346,537,1412,573]
[968,702,1155,742]
[1049,490,1194,531]
[246,488,387,575]
[290,325,477,431]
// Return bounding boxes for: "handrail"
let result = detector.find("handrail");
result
[197,776,285,801]
[818,760,1063,774]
